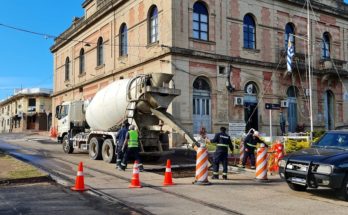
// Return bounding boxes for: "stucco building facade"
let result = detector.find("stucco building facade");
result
[0,88,52,133]
[51,0,348,145]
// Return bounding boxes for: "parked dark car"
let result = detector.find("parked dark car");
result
[279,130,348,201]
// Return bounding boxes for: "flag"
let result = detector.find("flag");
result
[287,35,294,72]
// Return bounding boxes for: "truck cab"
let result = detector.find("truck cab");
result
[55,100,85,144]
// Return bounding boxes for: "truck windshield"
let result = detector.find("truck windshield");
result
[60,105,69,118]
[313,133,348,149]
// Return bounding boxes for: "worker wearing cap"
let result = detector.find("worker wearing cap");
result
[120,125,144,171]
[242,129,266,169]
[115,121,129,170]
[210,127,234,180]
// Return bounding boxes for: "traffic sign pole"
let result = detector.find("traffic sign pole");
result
[269,109,272,142]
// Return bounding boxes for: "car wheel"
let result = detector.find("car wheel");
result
[89,137,102,160]
[287,182,307,191]
[62,135,73,154]
[338,175,348,201]
[102,139,115,163]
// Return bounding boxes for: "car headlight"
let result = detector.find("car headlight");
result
[316,165,332,175]
[279,159,286,168]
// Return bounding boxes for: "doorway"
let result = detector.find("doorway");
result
[192,77,212,133]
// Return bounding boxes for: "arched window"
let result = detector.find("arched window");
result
[322,32,330,59]
[193,77,211,133]
[120,23,128,56]
[285,23,295,52]
[243,14,256,49]
[97,37,104,66]
[244,82,259,131]
[65,57,70,81]
[79,48,85,75]
[149,6,159,43]
[193,1,208,41]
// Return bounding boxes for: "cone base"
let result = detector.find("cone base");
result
[129,184,142,188]
[163,182,174,186]
[193,180,211,185]
[71,186,88,191]
[254,178,270,183]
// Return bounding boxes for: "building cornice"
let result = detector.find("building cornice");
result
[50,0,127,53]
[0,93,51,106]
[82,0,93,8]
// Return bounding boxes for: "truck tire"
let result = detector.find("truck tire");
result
[102,139,116,163]
[338,175,348,201]
[62,135,74,154]
[89,137,102,160]
[287,182,307,191]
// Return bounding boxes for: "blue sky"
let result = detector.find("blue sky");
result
[0,0,84,100]
[1,0,348,100]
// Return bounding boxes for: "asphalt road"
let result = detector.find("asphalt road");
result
[0,182,141,215]
[1,133,348,215]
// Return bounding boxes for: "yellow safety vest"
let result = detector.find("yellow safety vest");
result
[128,130,139,148]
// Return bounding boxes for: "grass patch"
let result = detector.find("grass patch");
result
[0,151,46,181]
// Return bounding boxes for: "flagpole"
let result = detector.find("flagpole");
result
[307,0,314,141]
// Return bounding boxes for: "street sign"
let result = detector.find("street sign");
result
[228,122,246,137]
[265,103,280,110]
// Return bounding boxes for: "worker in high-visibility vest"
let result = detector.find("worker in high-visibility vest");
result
[210,127,234,180]
[120,125,144,171]
[242,129,266,169]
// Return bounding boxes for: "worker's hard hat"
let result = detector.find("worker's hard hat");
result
[129,125,135,130]
[253,131,259,137]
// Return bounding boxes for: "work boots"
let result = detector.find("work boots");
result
[211,175,219,180]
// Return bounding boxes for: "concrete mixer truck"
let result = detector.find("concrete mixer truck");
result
[55,73,197,163]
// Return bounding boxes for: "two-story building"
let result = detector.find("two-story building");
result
[0,88,53,133]
[51,0,348,145]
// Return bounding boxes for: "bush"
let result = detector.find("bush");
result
[285,139,310,153]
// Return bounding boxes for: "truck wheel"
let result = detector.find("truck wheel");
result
[287,182,307,191]
[102,139,116,163]
[338,175,348,201]
[62,135,73,154]
[89,137,102,160]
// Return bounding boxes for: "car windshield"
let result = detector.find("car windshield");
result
[313,132,348,149]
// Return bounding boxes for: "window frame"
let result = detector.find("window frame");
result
[148,6,159,44]
[65,57,70,81]
[322,32,331,59]
[285,23,295,52]
[243,14,256,49]
[120,23,128,56]
[79,48,85,75]
[97,37,104,66]
[192,1,209,41]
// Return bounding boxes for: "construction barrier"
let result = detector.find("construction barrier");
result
[256,144,268,181]
[193,146,210,185]
[163,159,174,186]
[71,162,88,191]
[50,127,57,138]
[129,160,142,188]
[268,141,285,174]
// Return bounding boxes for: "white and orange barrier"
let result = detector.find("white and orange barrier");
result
[193,146,210,185]
[256,144,268,181]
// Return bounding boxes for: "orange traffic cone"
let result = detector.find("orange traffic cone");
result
[129,161,142,188]
[71,162,88,191]
[163,159,174,186]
